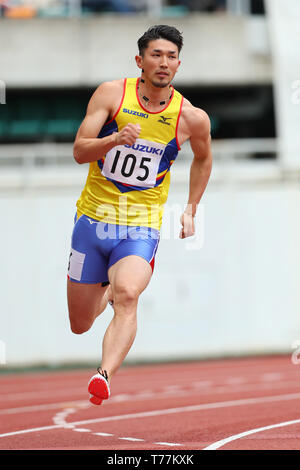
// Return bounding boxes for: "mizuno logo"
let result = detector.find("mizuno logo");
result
[123,108,149,119]
[158,115,172,125]
[87,217,98,225]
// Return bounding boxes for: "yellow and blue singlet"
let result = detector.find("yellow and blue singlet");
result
[76,77,183,231]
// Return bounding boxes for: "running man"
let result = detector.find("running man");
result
[67,25,212,405]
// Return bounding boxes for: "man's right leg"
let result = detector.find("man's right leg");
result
[67,213,113,334]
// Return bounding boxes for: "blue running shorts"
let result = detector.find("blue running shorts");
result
[67,213,160,284]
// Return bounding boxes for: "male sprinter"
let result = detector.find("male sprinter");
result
[67,25,212,405]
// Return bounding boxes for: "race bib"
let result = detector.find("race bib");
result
[102,138,166,188]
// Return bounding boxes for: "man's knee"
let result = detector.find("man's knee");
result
[113,283,140,309]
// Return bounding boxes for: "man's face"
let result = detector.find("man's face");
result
[136,38,181,88]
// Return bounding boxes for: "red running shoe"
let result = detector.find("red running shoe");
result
[88,368,110,405]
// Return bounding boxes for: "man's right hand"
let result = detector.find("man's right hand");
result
[115,123,141,146]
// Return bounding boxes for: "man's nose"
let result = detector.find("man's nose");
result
[160,56,168,67]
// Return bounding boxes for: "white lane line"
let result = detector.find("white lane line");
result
[192,381,213,388]
[0,375,280,401]
[52,403,89,429]
[154,442,182,446]
[0,381,86,395]
[119,437,145,442]
[0,400,88,415]
[0,424,61,438]
[226,377,246,385]
[93,432,114,437]
[0,388,85,402]
[67,392,300,429]
[260,373,283,382]
[203,418,300,450]
[111,394,131,402]
[3,377,300,415]
[2,391,300,439]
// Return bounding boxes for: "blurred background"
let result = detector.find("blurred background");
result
[1,0,300,369]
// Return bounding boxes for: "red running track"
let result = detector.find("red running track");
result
[0,355,300,450]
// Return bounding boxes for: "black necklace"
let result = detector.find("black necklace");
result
[142,94,172,106]
[139,78,172,106]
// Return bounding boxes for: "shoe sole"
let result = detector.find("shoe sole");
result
[88,374,110,405]
[89,394,103,406]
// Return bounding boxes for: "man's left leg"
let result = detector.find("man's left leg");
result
[102,254,152,379]
[88,255,152,404]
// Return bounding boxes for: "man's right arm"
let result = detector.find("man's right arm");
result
[73,80,140,164]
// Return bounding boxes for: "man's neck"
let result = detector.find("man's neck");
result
[138,77,172,109]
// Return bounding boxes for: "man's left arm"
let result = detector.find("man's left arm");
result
[180,108,212,239]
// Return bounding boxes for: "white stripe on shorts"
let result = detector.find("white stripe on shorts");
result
[68,248,86,281]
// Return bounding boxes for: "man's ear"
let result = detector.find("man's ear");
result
[135,55,143,70]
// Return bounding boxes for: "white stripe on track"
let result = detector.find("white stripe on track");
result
[154,442,182,446]
[0,400,88,415]
[119,437,145,442]
[203,418,300,450]
[0,424,61,437]
[1,391,300,439]
[0,378,299,415]
[0,388,86,402]
[73,428,91,433]
[3,378,300,416]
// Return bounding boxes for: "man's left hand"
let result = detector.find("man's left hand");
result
[179,212,195,239]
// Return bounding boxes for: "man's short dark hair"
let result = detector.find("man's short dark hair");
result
[137,25,183,56]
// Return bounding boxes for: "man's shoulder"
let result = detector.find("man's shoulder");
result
[181,97,209,122]
[87,79,126,113]
[94,79,125,97]
[180,98,210,135]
